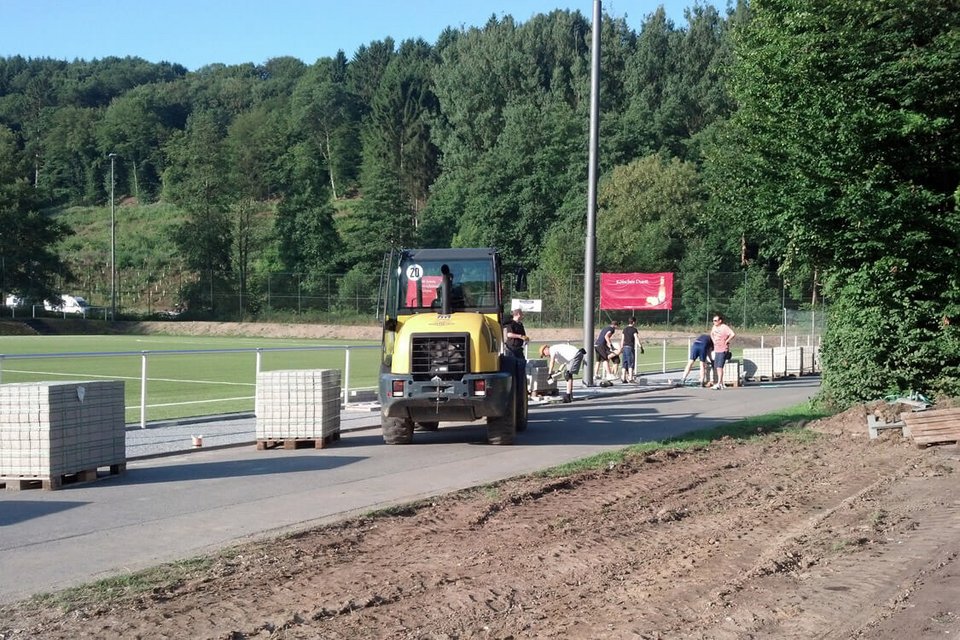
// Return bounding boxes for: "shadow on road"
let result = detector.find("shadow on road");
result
[120,454,367,485]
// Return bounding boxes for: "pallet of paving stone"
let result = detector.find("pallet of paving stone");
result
[255,369,342,442]
[0,380,126,489]
[741,348,774,381]
[255,432,341,450]
[1,462,126,491]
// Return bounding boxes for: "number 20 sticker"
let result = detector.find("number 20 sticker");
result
[406,264,424,281]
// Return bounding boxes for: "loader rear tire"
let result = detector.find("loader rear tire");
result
[382,416,415,444]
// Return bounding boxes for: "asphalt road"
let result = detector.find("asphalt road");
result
[0,376,820,604]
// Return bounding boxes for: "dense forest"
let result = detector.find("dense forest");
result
[0,0,958,404]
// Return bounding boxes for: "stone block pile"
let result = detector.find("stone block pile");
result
[255,369,341,441]
[526,359,557,396]
[0,381,126,480]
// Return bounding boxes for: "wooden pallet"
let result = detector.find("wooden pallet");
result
[256,432,341,450]
[1,462,127,491]
[902,408,960,447]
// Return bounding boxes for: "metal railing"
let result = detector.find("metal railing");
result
[1,334,822,426]
[0,344,380,428]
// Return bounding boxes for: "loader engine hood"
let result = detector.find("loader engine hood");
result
[389,312,502,377]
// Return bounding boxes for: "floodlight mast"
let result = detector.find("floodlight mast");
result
[582,0,601,386]
[109,153,117,319]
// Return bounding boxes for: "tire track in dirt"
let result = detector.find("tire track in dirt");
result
[2,428,957,640]
[680,449,960,639]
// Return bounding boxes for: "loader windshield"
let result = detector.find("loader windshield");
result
[398,257,498,313]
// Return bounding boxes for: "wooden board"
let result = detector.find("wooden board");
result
[901,408,960,446]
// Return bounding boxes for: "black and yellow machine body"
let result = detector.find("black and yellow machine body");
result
[378,248,528,444]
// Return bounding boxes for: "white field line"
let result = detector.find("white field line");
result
[3,368,254,387]
[128,337,336,347]
[128,396,254,410]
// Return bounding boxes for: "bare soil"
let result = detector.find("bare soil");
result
[2,404,958,639]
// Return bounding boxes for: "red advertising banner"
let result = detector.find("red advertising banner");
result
[600,272,674,310]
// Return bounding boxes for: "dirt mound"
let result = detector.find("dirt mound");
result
[2,410,958,639]
[808,402,871,435]
[0,320,36,336]
[125,320,383,341]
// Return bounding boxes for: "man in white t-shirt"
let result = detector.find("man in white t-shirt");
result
[540,343,586,403]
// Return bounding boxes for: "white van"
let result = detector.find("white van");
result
[44,294,90,315]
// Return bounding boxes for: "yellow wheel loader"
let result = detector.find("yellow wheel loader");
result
[377,248,528,444]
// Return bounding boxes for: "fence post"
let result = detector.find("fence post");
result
[140,351,148,429]
[343,346,351,406]
[254,348,263,417]
[661,338,667,373]
[0,354,4,384]
[743,270,748,328]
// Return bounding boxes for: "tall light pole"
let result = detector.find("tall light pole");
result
[582,0,601,386]
[108,153,117,319]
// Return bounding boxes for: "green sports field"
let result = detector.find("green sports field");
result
[0,334,693,424]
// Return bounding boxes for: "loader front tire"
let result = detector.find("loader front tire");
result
[486,388,516,445]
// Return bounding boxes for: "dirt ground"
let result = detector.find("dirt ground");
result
[1,403,959,639]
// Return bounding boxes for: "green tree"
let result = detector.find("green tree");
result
[595,154,704,272]
[0,125,72,301]
[706,0,960,404]
[449,99,585,266]
[338,149,415,270]
[38,105,101,204]
[225,107,288,312]
[291,58,361,199]
[428,11,602,263]
[164,110,233,283]
[346,39,396,109]
[363,38,439,216]
[97,82,188,201]
[274,141,341,280]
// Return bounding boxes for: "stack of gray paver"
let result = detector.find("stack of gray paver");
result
[255,369,341,441]
[802,345,821,374]
[526,359,558,396]
[0,381,126,484]
[742,348,775,381]
[773,346,805,376]
[722,360,743,387]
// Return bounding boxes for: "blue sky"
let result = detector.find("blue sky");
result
[1,0,713,71]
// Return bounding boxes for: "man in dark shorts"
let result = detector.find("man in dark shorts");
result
[540,343,585,403]
[678,333,714,387]
[619,317,643,383]
[594,320,620,383]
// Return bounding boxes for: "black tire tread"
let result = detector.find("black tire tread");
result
[383,416,414,444]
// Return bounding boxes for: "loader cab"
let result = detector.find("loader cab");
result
[385,248,504,319]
